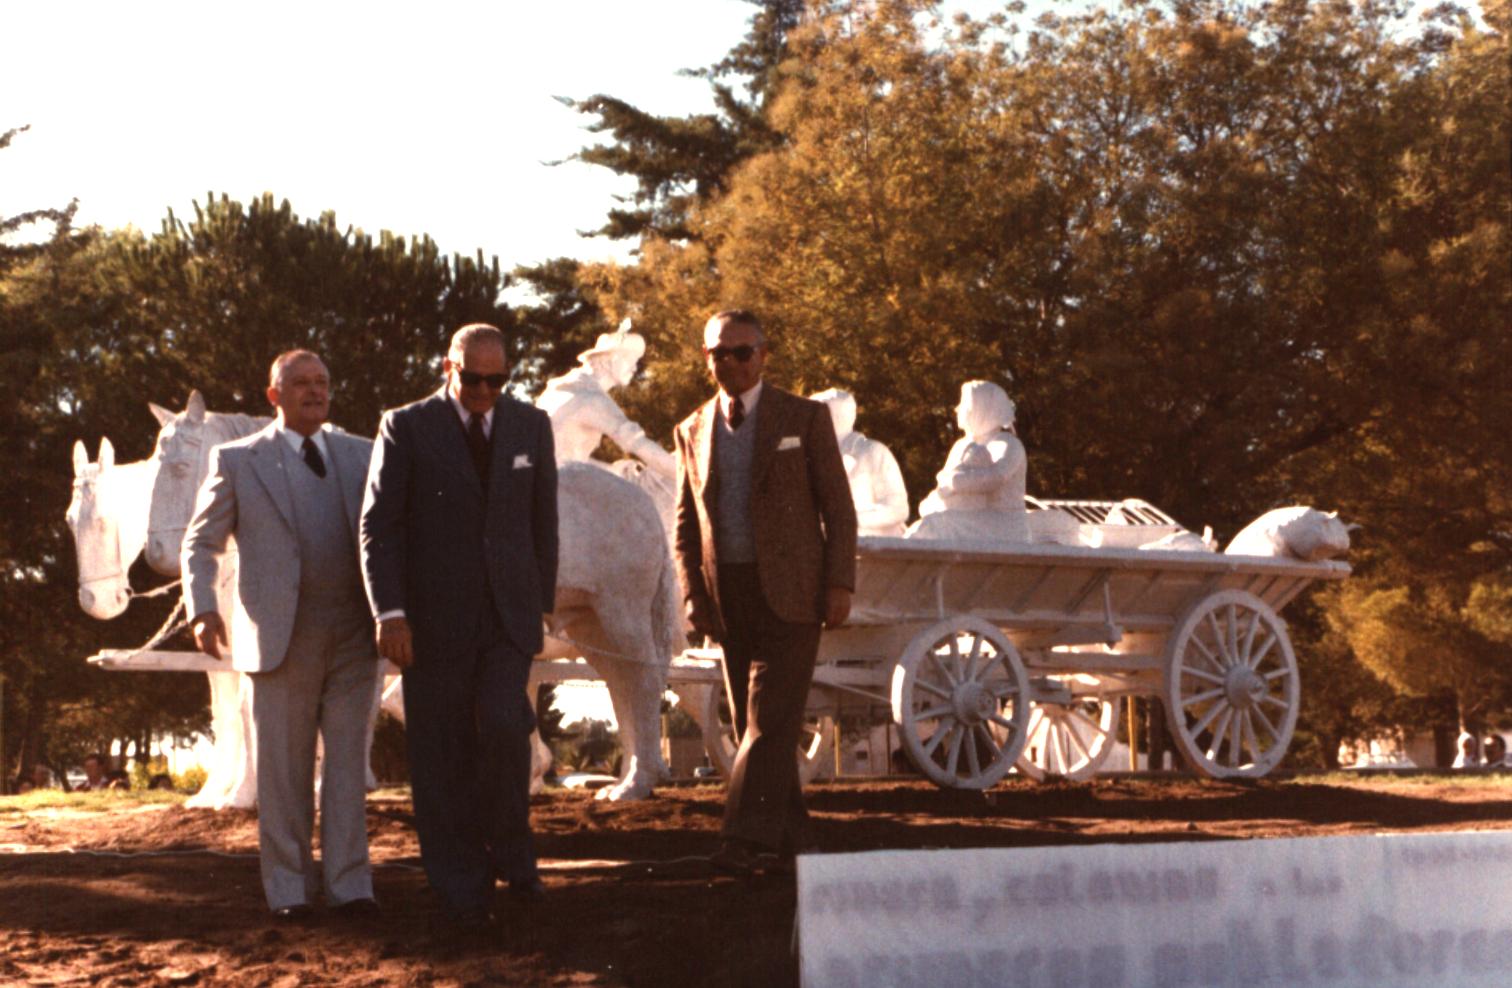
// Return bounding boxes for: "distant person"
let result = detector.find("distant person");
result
[105,769,131,791]
[1483,734,1508,769]
[182,349,380,923]
[361,323,559,931]
[80,753,108,791]
[673,309,856,875]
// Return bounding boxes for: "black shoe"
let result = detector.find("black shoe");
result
[332,897,381,920]
[507,877,547,901]
[271,903,314,923]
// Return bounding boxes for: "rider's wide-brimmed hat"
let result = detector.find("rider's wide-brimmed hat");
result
[579,321,647,364]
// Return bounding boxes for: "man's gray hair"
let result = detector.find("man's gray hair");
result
[268,349,326,389]
[449,323,508,361]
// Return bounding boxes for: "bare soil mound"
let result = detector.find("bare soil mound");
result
[3,776,1509,986]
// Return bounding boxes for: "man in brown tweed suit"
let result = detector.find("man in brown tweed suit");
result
[673,309,857,874]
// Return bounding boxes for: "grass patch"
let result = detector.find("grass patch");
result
[1286,770,1512,789]
[0,789,186,815]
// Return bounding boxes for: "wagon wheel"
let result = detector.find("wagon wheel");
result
[1162,590,1299,779]
[890,617,1030,790]
[1016,680,1117,782]
[700,680,835,785]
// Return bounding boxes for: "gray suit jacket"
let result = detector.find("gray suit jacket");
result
[181,423,376,674]
[359,387,558,662]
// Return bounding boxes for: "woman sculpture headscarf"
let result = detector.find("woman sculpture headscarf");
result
[906,380,1028,542]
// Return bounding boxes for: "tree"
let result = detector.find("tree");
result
[0,191,518,787]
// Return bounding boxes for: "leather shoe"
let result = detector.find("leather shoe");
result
[507,877,547,901]
[271,903,314,923]
[332,897,381,920]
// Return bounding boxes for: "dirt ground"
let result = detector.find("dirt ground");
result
[3,775,1511,987]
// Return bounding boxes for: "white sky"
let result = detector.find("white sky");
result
[3,0,760,274]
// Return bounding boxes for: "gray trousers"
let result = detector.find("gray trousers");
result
[250,602,377,910]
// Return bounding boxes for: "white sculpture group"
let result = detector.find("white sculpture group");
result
[68,330,1354,808]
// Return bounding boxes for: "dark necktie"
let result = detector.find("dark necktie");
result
[301,437,326,478]
[728,396,745,430]
[467,413,490,484]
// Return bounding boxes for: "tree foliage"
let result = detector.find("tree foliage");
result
[573,0,1510,756]
[0,191,516,786]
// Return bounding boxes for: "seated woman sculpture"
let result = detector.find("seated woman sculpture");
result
[811,388,910,537]
[906,380,1028,543]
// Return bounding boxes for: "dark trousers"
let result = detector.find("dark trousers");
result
[402,607,538,913]
[717,563,822,851]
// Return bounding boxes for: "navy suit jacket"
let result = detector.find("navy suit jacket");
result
[360,387,558,662]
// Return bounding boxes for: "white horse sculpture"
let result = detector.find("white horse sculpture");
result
[143,391,679,802]
[67,438,158,620]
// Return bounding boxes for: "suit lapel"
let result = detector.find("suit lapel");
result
[247,425,298,533]
[424,388,485,499]
[327,432,365,537]
[694,399,718,512]
[751,386,784,484]
[487,396,518,498]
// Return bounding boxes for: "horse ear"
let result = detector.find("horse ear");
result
[73,440,89,476]
[186,390,207,424]
[98,438,115,470]
[149,402,176,426]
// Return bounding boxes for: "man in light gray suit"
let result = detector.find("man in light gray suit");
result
[360,324,557,931]
[182,350,379,921]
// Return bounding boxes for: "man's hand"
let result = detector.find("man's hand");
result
[377,616,414,669]
[191,613,228,660]
[685,597,717,639]
[824,587,852,630]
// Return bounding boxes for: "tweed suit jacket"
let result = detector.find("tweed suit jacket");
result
[359,387,558,662]
[181,423,376,674]
[674,385,857,636]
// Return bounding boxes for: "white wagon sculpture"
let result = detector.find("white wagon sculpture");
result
[685,498,1350,788]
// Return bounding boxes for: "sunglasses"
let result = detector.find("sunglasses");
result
[457,370,507,389]
[705,344,760,363]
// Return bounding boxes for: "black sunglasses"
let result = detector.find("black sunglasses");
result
[457,370,507,389]
[705,344,760,363]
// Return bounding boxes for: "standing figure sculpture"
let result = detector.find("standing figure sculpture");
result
[181,350,380,921]
[810,388,909,537]
[674,310,857,875]
[361,323,557,928]
[907,380,1028,543]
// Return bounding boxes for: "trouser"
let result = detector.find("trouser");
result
[402,606,537,913]
[250,602,378,911]
[716,563,822,851]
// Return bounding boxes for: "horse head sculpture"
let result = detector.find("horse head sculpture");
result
[66,437,157,619]
[144,391,266,575]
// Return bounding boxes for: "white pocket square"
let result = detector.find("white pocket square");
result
[778,436,802,451]
[513,454,533,469]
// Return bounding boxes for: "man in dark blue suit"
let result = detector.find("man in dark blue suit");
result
[359,324,558,928]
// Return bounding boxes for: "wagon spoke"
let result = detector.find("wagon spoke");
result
[985,679,1022,700]
[914,678,952,701]
[914,703,954,722]
[1204,612,1228,661]
[1181,665,1225,684]
[959,635,985,682]
[1246,631,1278,670]
[928,649,959,687]
[945,725,965,777]
[1065,712,1097,761]
[1190,698,1228,740]
[1240,610,1263,665]
[973,722,999,759]
[946,636,966,683]
[1261,667,1293,683]
[922,722,952,759]
[1251,704,1281,743]
[965,725,983,778]
[1206,709,1234,761]
[1228,710,1244,767]
[1189,634,1226,672]
[1182,686,1226,707]
[1225,604,1241,662]
[988,713,1018,732]
[1260,694,1292,711]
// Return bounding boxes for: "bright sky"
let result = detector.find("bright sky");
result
[3,1,760,275]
